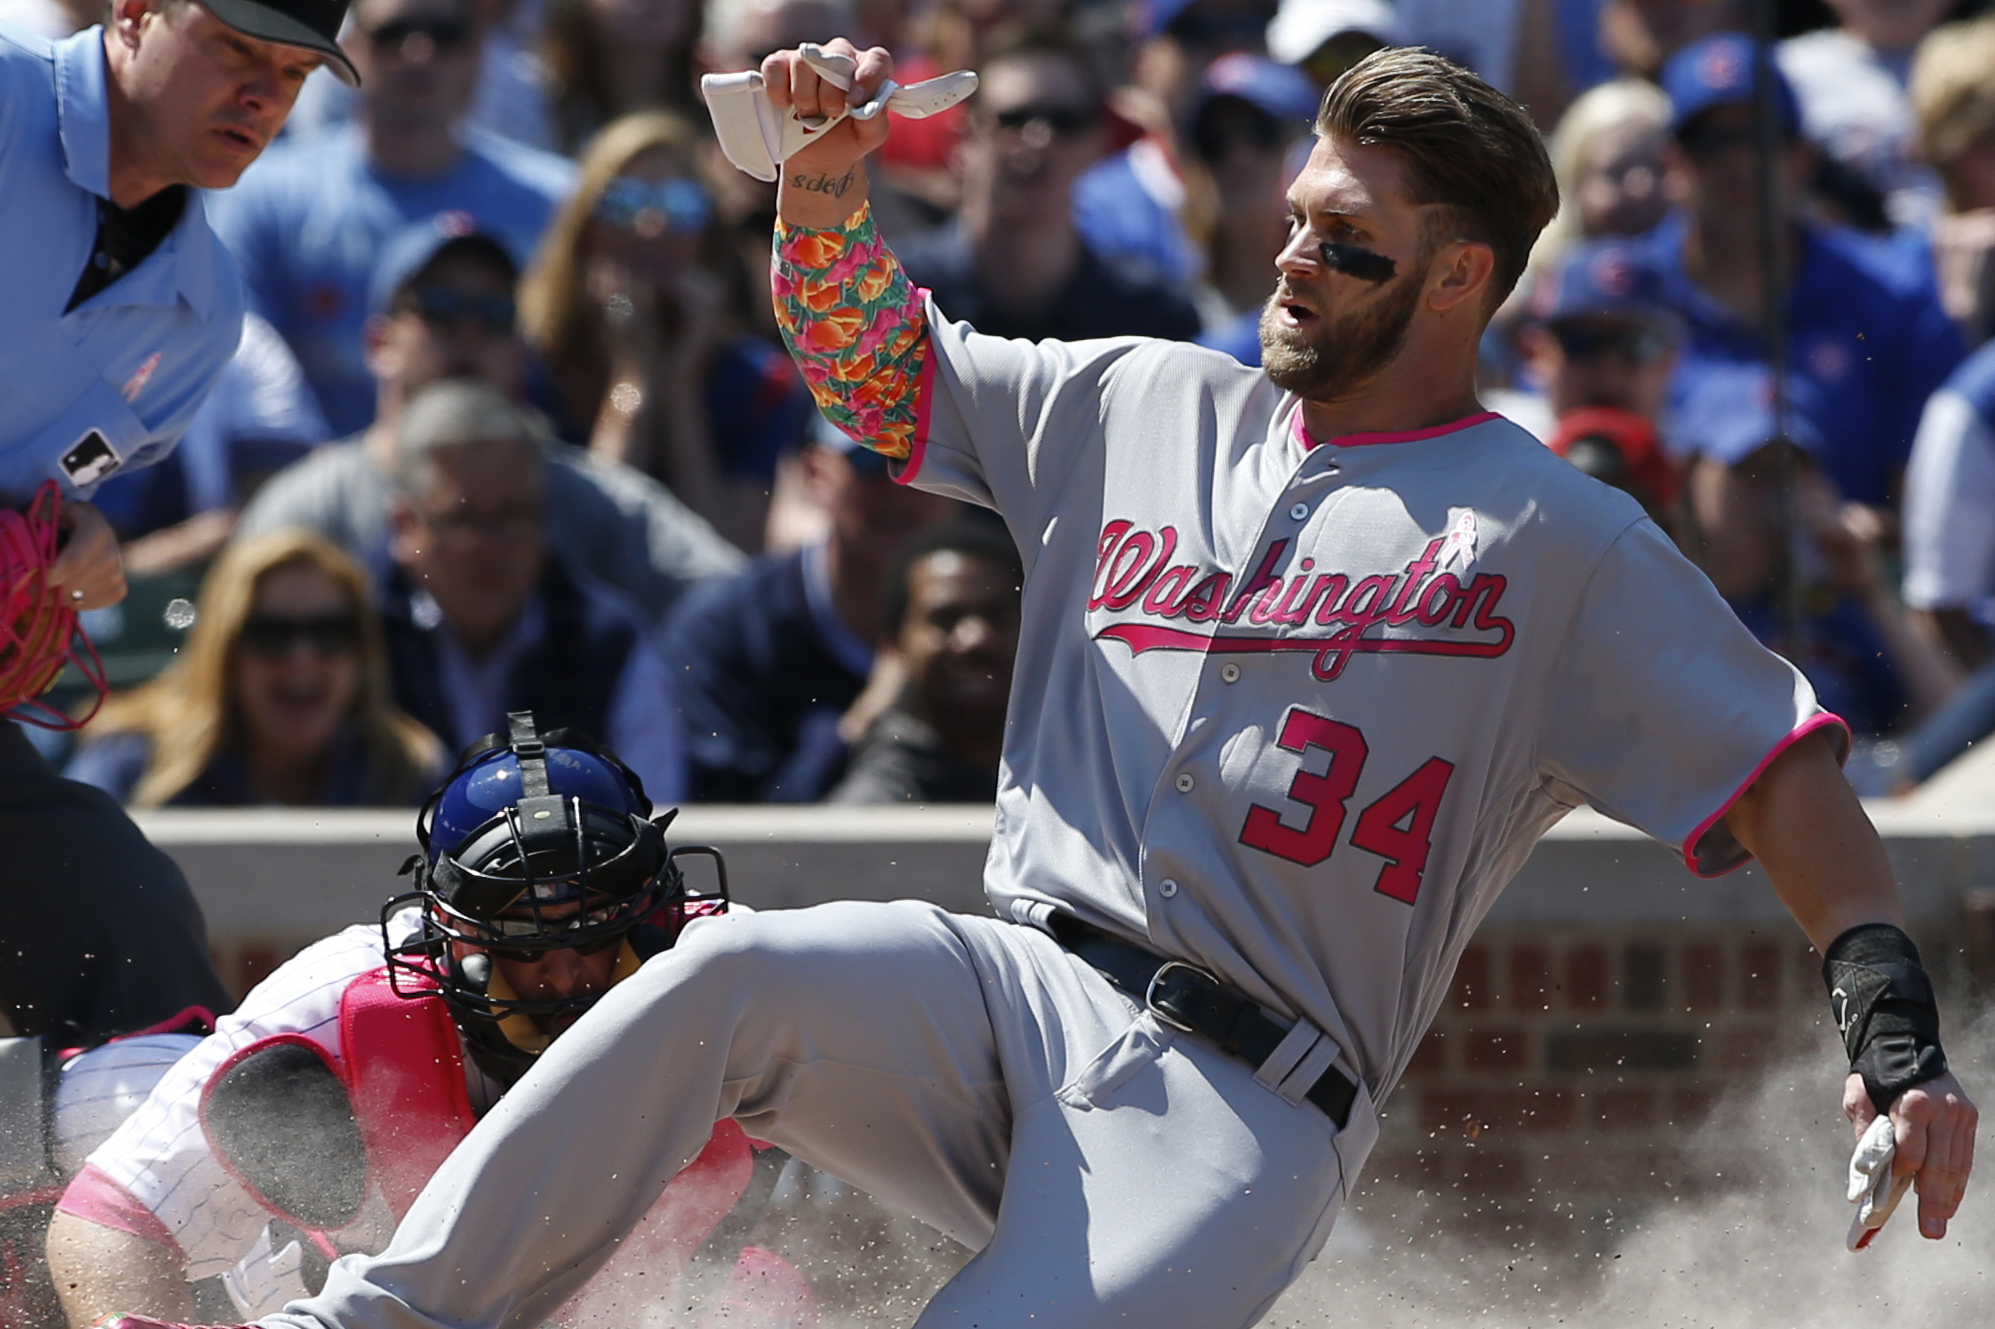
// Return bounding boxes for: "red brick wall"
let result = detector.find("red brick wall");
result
[1368,926,1839,1242]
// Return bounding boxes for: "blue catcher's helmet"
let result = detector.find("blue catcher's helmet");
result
[426,743,648,865]
[382,713,726,1075]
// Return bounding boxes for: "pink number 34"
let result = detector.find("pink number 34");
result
[1237,706,1455,904]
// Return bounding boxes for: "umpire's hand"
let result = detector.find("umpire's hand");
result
[1849,1068,1977,1239]
[761,40,895,225]
[50,501,126,611]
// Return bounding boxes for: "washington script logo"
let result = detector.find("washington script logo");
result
[1087,513,1515,681]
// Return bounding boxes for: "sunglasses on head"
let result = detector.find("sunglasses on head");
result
[364,15,472,52]
[988,104,1095,138]
[595,176,713,236]
[240,613,362,658]
[403,286,516,332]
[1550,322,1671,365]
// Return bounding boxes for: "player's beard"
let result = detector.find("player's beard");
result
[1258,268,1423,402]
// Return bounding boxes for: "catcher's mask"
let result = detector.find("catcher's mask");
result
[381,712,725,1072]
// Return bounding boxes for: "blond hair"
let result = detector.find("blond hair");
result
[1911,15,1995,208]
[517,111,707,428]
[1529,78,1671,273]
[86,530,442,807]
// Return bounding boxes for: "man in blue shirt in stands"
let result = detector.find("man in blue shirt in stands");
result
[0,0,346,1039]
[206,0,575,434]
[1630,31,1962,510]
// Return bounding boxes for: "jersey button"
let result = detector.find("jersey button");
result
[1159,879,1180,898]
[1288,502,1310,521]
[1221,663,1241,683]
[1175,772,1195,793]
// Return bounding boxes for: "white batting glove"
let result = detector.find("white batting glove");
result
[700,43,978,182]
[1846,1113,1915,1251]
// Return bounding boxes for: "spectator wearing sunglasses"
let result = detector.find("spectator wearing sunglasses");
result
[1070,0,1277,289]
[898,27,1200,345]
[1187,53,1335,362]
[238,216,743,623]
[1525,78,1671,278]
[65,529,444,807]
[519,113,813,552]
[206,0,577,436]
[1620,33,1961,511]
[1499,239,1681,451]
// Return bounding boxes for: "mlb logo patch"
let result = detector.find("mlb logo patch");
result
[60,430,122,487]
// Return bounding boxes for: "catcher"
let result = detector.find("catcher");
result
[46,714,814,1328]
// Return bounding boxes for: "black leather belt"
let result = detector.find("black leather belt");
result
[1048,915,1356,1129]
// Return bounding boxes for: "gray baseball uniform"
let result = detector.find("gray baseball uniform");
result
[260,308,1837,1329]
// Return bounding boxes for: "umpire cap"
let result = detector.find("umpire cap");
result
[202,0,362,86]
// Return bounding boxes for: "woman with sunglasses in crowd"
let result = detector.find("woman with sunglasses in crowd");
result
[65,530,443,807]
[519,112,813,552]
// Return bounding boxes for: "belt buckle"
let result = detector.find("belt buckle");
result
[1144,959,1216,1033]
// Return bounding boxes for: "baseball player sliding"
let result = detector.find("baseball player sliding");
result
[108,43,1973,1329]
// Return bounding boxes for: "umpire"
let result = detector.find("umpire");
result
[0,0,354,1039]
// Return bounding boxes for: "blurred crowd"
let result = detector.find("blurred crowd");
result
[11,0,1995,805]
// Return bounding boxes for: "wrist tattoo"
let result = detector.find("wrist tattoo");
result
[789,168,856,198]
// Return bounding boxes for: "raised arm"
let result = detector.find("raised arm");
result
[761,41,930,463]
[1725,728,1977,1239]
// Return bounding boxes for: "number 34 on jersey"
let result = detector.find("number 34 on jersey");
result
[1238,706,1455,907]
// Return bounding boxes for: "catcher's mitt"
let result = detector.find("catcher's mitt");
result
[0,482,108,730]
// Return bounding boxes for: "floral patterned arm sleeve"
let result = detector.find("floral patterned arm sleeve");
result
[772,202,929,463]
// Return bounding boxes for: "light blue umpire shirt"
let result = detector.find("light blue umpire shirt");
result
[0,22,245,501]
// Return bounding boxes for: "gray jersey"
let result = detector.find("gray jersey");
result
[906,307,1836,1098]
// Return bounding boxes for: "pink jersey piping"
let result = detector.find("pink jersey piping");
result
[56,1163,187,1260]
[1291,409,1502,451]
[893,302,939,488]
[1680,712,1851,878]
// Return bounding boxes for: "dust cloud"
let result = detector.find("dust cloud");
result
[1269,1007,1994,1328]
[710,1010,1992,1329]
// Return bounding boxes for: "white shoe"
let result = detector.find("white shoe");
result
[701,44,978,183]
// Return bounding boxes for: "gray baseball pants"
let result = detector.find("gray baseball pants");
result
[268,900,1376,1329]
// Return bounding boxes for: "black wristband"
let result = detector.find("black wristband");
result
[1822,923,1948,1113]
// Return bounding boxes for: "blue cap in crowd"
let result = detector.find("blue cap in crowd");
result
[1530,239,1677,330]
[1136,0,1278,42]
[1197,52,1322,127]
[367,212,521,317]
[1660,32,1801,140]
